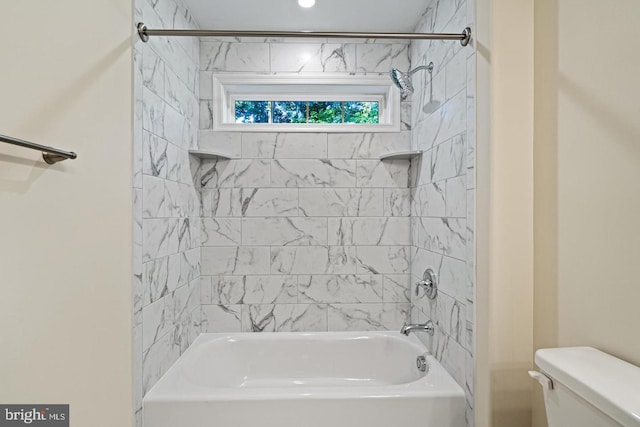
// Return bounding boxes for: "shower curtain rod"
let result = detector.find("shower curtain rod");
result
[136,23,471,46]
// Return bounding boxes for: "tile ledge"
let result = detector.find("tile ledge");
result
[379,150,423,161]
[188,149,236,160]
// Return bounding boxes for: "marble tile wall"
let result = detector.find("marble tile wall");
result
[408,1,475,426]
[133,0,201,425]
[131,4,475,426]
[198,38,414,335]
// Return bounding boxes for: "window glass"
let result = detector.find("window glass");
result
[235,101,270,123]
[308,101,342,124]
[234,101,379,125]
[345,101,379,124]
[273,101,307,124]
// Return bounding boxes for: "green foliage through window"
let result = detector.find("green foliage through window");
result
[273,101,307,124]
[309,102,342,124]
[235,100,379,125]
[235,101,270,123]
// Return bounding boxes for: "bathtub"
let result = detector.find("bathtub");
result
[143,331,465,427]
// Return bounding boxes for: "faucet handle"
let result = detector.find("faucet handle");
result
[415,268,438,299]
[415,280,430,296]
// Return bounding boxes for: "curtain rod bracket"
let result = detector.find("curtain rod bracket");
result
[461,27,471,46]
[138,23,149,42]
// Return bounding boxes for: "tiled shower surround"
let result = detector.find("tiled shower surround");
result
[133,0,475,426]
[198,38,414,333]
[408,0,476,425]
[133,0,201,424]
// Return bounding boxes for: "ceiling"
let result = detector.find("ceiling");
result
[182,0,432,33]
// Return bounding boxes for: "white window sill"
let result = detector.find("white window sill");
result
[211,123,400,133]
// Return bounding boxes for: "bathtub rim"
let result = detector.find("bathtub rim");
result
[143,330,465,403]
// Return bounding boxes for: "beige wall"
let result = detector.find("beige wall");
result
[477,0,640,425]
[475,0,535,425]
[533,0,640,426]
[0,2,134,426]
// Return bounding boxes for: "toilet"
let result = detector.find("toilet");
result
[530,347,640,426]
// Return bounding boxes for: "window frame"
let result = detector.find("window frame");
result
[213,73,401,133]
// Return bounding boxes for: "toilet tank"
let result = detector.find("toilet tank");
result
[533,347,640,427]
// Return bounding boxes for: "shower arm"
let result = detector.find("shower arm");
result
[407,63,435,77]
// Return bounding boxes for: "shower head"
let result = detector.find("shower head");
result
[390,69,414,98]
[389,62,435,99]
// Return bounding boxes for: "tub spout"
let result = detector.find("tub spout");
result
[400,320,435,336]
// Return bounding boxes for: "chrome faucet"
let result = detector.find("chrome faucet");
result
[400,320,435,336]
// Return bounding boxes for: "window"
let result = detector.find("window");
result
[213,74,400,132]
[235,101,379,124]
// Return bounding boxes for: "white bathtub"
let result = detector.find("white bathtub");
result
[143,331,465,427]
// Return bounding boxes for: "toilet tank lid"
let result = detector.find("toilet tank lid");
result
[535,347,640,427]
